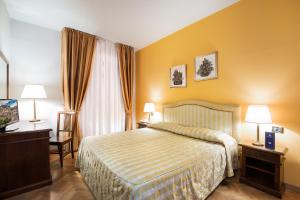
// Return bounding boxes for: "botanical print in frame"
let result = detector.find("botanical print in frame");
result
[195,52,218,81]
[170,64,186,88]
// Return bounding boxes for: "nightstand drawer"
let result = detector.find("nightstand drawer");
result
[245,148,280,164]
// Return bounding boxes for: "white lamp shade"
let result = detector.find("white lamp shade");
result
[21,85,47,99]
[144,103,155,113]
[245,105,272,124]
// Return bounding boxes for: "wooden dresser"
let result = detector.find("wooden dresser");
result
[0,121,52,198]
[239,141,287,198]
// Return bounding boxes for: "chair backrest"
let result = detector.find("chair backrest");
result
[56,111,76,138]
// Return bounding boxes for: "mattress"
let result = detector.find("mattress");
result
[76,125,237,200]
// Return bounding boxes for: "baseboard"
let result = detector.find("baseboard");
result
[285,182,300,193]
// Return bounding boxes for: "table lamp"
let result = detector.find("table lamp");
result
[245,105,272,146]
[21,84,47,122]
[144,103,155,122]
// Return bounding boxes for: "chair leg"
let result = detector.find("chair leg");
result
[58,144,63,168]
[71,140,74,159]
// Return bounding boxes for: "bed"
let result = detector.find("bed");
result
[76,100,241,200]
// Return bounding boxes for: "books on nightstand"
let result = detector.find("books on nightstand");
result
[265,132,275,150]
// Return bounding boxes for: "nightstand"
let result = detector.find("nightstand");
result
[239,141,287,198]
[137,121,150,128]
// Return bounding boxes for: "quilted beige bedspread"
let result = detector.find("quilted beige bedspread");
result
[76,124,237,200]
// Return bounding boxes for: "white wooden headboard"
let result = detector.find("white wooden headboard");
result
[163,100,241,141]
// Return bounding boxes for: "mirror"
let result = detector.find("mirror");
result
[0,50,9,99]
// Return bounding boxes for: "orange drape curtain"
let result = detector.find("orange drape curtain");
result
[61,27,96,148]
[117,44,134,130]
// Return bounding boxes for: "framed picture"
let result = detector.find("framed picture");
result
[170,64,186,88]
[195,52,218,81]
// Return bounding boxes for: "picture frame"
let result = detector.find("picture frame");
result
[194,51,218,81]
[170,64,186,88]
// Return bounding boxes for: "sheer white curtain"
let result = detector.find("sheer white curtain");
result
[80,38,125,137]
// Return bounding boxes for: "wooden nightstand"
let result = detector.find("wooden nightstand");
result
[239,141,287,198]
[137,121,150,128]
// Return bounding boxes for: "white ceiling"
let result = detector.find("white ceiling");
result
[4,0,238,49]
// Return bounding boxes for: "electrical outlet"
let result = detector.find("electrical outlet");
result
[272,126,284,134]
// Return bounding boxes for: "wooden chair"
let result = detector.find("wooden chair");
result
[50,111,76,168]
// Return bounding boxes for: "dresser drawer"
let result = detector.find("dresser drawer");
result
[245,147,280,164]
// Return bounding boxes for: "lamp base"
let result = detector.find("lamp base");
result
[29,119,41,123]
[252,141,264,146]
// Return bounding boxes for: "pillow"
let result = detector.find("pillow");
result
[149,122,225,142]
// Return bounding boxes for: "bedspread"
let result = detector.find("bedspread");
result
[76,125,237,200]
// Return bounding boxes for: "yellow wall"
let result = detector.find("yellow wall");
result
[136,0,300,187]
